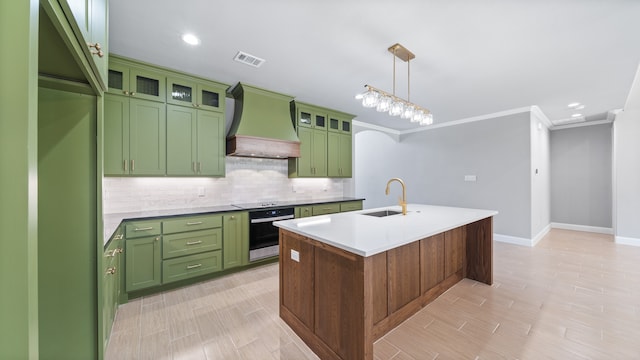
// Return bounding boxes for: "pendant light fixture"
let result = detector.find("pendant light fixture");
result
[356,43,433,126]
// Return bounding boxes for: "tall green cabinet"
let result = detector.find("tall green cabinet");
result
[289,102,354,178]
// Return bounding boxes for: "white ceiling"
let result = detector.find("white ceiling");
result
[109,0,640,132]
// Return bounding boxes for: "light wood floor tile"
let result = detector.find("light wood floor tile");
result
[106,229,640,359]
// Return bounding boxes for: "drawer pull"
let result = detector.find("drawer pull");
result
[106,267,116,275]
[134,226,153,231]
[105,250,116,258]
[186,221,203,226]
[116,248,124,254]
[186,263,202,269]
[323,207,332,211]
[186,240,203,245]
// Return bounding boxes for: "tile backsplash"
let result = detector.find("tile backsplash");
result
[103,157,352,214]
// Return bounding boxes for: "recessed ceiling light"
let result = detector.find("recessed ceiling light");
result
[571,113,583,118]
[574,104,585,110]
[182,33,200,46]
[568,102,581,109]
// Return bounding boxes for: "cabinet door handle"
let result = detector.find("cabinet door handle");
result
[155,236,160,241]
[131,159,135,171]
[123,90,129,95]
[323,207,332,211]
[116,248,124,254]
[198,162,202,173]
[230,215,235,220]
[123,160,127,171]
[186,240,202,245]
[186,221,203,226]
[105,250,116,258]
[192,162,196,173]
[186,263,202,269]
[106,267,116,275]
[131,92,136,96]
[134,226,153,231]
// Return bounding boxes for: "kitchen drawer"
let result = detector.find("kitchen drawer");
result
[162,214,222,234]
[162,228,222,259]
[295,206,312,218]
[312,203,340,216]
[162,251,222,284]
[340,201,362,212]
[125,221,161,238]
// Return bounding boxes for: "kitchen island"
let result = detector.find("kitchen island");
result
[274,204,497,360]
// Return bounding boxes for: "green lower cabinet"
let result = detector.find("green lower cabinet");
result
[312,203,341,216]
[125,235,161,291]
[340,201,363,212]
[162,251,222,283]
[102,234,123,354]
[295,206,312,218]
[162,228,222,259]
[223,212,249,269]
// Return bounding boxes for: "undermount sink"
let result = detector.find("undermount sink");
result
[361,209,402,217]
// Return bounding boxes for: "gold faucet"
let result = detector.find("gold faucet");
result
[385,178,407,215]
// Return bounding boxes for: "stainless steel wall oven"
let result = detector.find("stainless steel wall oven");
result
[248,207,294,262]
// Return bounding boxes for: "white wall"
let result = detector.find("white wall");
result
[550,123,612,231]
[613,64,640,245]
[355,111,534,240]
[530,112,551,241]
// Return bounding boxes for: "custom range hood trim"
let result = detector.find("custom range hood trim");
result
[227,83,300,159]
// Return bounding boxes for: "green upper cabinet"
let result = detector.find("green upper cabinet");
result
[166,105,225,176]
[328,112,352,135]
[49,0,108,90]
[107,61,166,102]
[104,93,166,175]
[167,77,226,113]
[289,101,353,178]
[294,127,327,177]
[223,212,249,269]
[296,103,327,130]
[327,132,352,177]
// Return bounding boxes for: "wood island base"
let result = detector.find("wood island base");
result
[279,217,493,360]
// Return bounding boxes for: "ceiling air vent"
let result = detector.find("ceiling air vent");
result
[233,51,265,68]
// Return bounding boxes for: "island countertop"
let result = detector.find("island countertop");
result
[274,203,498,257]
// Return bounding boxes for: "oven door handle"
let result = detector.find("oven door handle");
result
[250,215,295,224]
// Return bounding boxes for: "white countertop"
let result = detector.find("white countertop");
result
[273,204,498,257]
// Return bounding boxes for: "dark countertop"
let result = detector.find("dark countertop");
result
[103,197,364,246]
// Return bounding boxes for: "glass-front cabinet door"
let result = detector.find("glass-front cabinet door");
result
[328,113,352,134]
[107,62,165,102]
[167,77,224,112]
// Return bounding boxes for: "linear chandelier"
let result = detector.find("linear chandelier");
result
[356,43,433,126]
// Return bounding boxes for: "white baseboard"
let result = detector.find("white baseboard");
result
[551,222,613,235]
[531,224,551,246]
[494,234,534,247]
[615,236,640,247]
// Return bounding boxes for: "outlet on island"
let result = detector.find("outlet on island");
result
[197,187,206,197]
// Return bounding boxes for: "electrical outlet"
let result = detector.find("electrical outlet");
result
[290,249,300,262]
[197,187,206,197]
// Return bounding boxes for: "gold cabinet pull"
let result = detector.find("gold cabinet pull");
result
[130,92,136,96]
[186,263,202,269]
[106,267,116,275]
[116,248,124,254]
[186,221,203,225]
[230,215,236,220]
[105,250,116,258]
[133,226,153,231]
[123,90,129,95]
[88,42,102,51]
[192,162,196,173]
[155,236,160,241]
[123,160,127,171]
[186,240,202,245]
[131,159,135,171]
